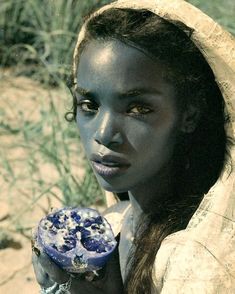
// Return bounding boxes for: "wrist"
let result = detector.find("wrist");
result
[40,282,59,294]
[39,276,72,294]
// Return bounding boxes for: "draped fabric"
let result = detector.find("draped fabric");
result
[73,1,235,292]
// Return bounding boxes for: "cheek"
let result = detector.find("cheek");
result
[76,118,93,149]
[125,118,178,156]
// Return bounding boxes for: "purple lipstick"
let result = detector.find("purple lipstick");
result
[90,153,131,177]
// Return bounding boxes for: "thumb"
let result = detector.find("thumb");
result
[38,251,70,284]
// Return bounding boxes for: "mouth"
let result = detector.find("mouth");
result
[90,153,131,178]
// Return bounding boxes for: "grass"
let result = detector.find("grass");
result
[0,76,104,236]
[0,0,111,235]
[1,79,104,207]
[0,0,111,85]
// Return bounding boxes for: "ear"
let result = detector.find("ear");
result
[180,104,200,133]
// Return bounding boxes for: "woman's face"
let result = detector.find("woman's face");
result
[75,40,181,193]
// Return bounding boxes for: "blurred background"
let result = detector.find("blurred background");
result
[0,0,234,293]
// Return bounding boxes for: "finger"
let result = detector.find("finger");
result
[32,252,55,288]
[38,251,70,284]
[92,247,124,293]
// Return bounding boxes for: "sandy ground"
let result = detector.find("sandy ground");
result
[0,70,85,293]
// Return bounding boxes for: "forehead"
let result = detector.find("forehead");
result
[76,39,174,96]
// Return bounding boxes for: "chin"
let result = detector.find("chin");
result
[97,178,129,194]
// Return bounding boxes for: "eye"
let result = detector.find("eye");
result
[77,100,99,114]
[127,104,153,116]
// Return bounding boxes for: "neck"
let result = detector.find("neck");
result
[128,164,174,214]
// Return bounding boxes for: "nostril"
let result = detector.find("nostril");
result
[94,131,123,148]
[111,132,123,145]
[94,137,102,145]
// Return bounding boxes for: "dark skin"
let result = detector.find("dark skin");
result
[33,39,197,292]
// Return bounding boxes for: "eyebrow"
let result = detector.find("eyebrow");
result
[74,86,162,100]
[119,88,162,99]
[120,89,142,98]
[75,86,94,99]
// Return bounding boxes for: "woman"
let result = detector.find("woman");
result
[32,0,235,293]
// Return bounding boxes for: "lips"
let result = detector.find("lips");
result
[91,153,130,166]
[90,153,131,177]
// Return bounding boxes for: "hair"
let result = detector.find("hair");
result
[67,8,233,294]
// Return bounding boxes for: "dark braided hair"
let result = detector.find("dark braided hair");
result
[68,8,233,294]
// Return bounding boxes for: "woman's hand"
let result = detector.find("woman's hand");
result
[32,244,124,294]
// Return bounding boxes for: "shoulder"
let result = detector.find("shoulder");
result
[152,230,235,293]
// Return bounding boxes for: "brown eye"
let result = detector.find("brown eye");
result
[77,100,99,114]
[128,105,152,116]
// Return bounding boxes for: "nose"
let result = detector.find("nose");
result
[94,112,124,148]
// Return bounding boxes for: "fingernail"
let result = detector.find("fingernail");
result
[33,246,41,257]
[85,272,97,282]
[31,239,35,248]
[31,240,41,257]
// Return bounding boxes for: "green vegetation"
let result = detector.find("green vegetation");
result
[0,1,112,217]
[0,79,105,235]
[0,0,111,84]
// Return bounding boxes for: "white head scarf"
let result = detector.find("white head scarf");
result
[73,0,235,292]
